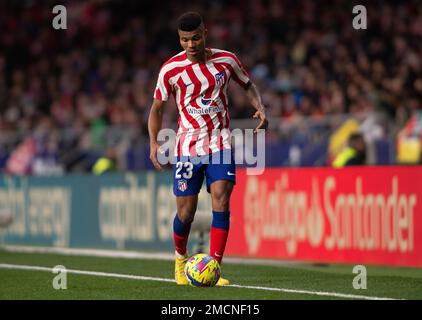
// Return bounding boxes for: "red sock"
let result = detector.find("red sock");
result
[210,226,229,265]
[173,214,191,256]
[174,231,190,256]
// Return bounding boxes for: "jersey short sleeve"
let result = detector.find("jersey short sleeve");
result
[229,54,251,89]
[153,65,172,101]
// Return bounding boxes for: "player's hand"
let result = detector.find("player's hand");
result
[149,142,164,171]
[253,108,268,133]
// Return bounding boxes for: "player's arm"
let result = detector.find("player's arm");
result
[148,98,167,171]
[245,81,268,133]
[229,53,269,132]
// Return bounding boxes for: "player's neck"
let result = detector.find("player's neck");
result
[186,48,211,64]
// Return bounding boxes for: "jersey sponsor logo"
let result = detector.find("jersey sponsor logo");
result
[186,105,224,115]
[227,171,235,176]
[178,179,188,192]
[201,98,211,105]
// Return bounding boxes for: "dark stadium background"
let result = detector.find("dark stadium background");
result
[0,0,420,174]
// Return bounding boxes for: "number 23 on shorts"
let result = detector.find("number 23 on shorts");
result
[175,161,194,179]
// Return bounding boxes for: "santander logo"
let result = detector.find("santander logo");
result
[244,173,416,256]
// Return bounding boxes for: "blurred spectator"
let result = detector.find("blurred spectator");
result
[332,132,367,167]
[92,146,118,175]
[396,110,422,164]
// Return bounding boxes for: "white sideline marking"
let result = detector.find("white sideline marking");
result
[0,263,399,300]
[227,284,399,300]
[0,263,174,283]
[1,245,302,267]
[2,245,175,261]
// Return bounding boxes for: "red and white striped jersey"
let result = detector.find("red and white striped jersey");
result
[154,48,250,157]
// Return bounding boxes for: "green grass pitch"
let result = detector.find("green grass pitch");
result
[1,249,422,300]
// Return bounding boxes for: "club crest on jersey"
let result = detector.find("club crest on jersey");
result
[215,71,225,86]
[178,179,188,192]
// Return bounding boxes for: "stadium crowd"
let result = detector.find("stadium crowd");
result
[0,0,421,173]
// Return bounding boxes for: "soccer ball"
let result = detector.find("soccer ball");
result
[184,253,221,287]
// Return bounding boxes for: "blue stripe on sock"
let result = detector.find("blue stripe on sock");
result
[212,211,230,230]
[173,214,191,236]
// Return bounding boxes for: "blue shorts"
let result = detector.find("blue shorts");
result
[173,149,236,196]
